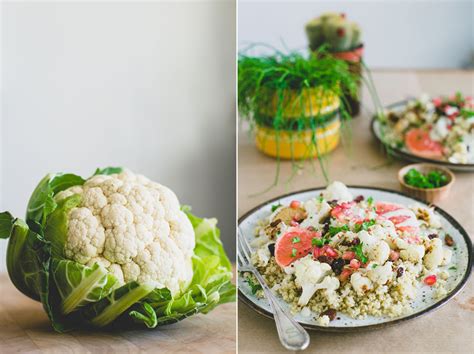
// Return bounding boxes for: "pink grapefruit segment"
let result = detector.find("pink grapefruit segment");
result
[375,202,420,236]
[331,202,364,223]
[274,229,321,267]
[405,128,443,159]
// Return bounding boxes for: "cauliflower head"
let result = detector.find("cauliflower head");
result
[55,170,195,295]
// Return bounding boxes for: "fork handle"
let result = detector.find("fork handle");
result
[253,271,310,351]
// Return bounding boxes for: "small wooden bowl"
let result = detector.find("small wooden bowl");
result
[398,163,455,204]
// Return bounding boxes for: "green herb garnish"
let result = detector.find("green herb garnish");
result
[318,195,324,203]
[372,264,378,269]
[246,277,262,295]
[292,237,301,244]
[312,236,330,247]
[448,266,457,271]
[271,203,282,212]
[367,196,374,206]
[354,219,376,232]
[291,248,297,257]
[352,242,368,263]
[327,225,350,237]
[404,168,448,189]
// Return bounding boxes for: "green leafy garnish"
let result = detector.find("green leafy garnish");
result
[372,264,378,269]
[318,195,324,203]
[271,203,282,212]
[327,225,350,237]
[354,219,376,233]
[291,248,297,257]
[292,237,301,244]
[366,196,374,206]
[404,168,448,189]
[352,242,368,263]
[448,266,457,271]
[246,277,262,295]
[312,236,331,247]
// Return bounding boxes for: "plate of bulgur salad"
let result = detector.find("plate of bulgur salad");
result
[238,182,472,331]
[372,93,474,171]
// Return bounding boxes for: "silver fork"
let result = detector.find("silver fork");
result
[238,227,310,351]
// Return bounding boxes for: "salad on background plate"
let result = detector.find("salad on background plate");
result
[372,93,474,170]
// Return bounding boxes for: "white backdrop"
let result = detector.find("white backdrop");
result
[239,0,474,69]
[0,1,236,271]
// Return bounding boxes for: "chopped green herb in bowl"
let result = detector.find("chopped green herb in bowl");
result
[403,168,448,189]
[398,163,454,203]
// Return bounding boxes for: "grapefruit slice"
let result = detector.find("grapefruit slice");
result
[375,202,419,236]
[274,228,320,267]
[405,128,443,159]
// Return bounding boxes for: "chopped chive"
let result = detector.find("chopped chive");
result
[271,203,282,212]
[291,248,297,257]
[292,237,301,244]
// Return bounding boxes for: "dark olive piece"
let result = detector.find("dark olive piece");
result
[331,258,345,275]
[396,267,404,278]
[268,243,275,257]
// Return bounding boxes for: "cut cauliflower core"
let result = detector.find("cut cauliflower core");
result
[55,170,195,295]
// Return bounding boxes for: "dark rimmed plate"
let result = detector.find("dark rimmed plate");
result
[371,100,474,172]
[238,186,472,332]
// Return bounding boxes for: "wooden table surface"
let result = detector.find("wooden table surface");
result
[0,273,236,354]
[238,70,474,353]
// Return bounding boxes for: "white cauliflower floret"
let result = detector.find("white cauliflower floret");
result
[369,221,399,249]
[441,248,453,266]
[350,272,373,296]
[59,170,195,295]
[314,276,340,293]
[412,205,442,228]
[323,181,353,202]
[317,315,330,327]
[396,238,425,263]
[367,262,393,285]
[358,231,390,264]
[252,245,271,267]
[300,199,331,229]
[423,238,444,270]
[65,208,105,264]
[293,256,333,306]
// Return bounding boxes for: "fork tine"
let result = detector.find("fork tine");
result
[240,228,254,254]
[237,227,252,262]
[237,249,246,266]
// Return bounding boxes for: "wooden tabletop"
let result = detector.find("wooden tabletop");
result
[238,70,474,353]
[0,273,236,354]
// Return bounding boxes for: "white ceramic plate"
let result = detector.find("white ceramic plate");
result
[238,186,472,331]
[371,100,474,172]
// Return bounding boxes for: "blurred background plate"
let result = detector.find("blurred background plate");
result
[371,100,474,172]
